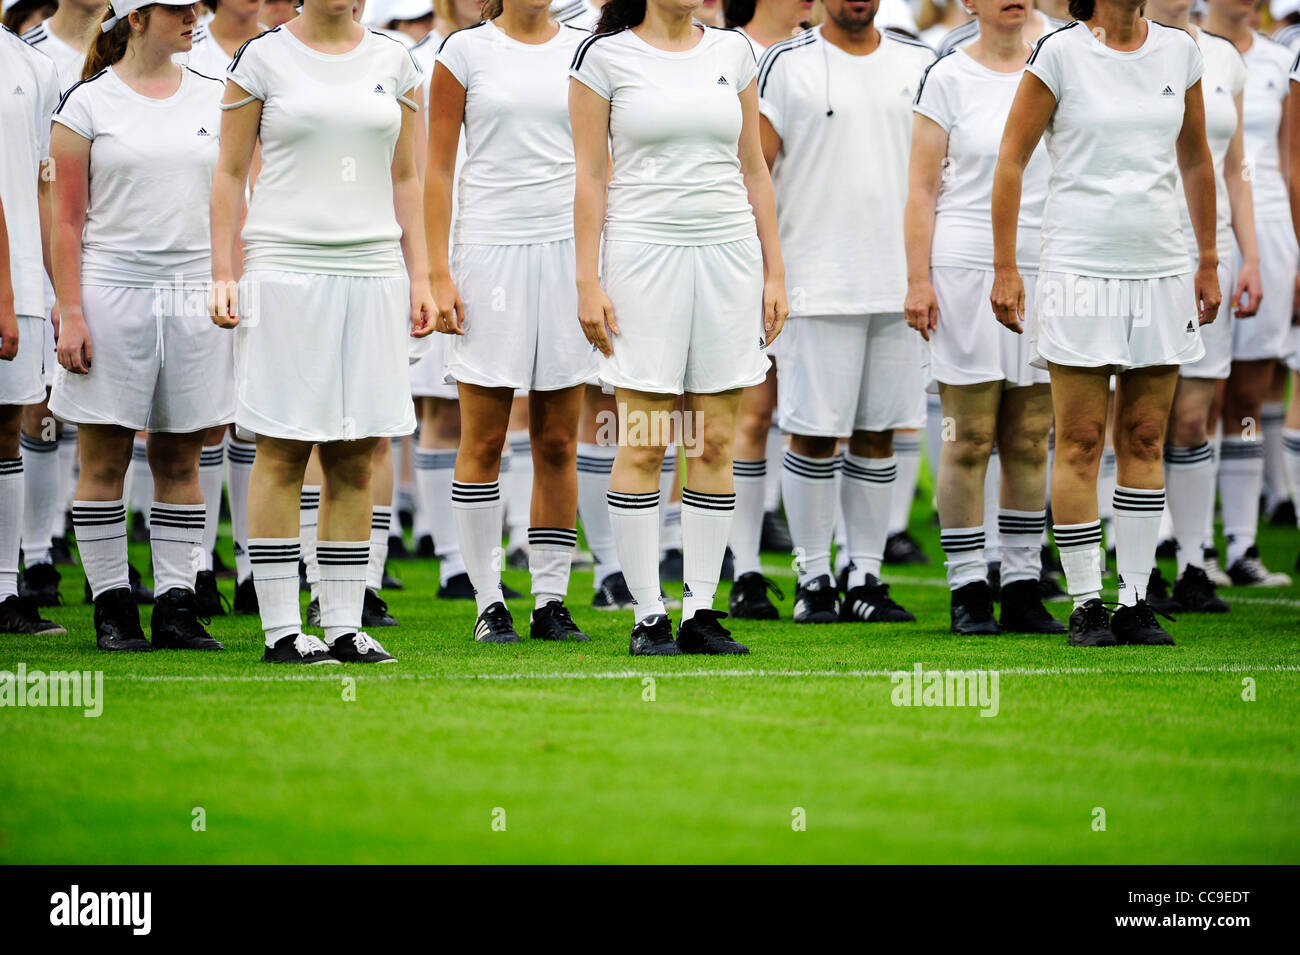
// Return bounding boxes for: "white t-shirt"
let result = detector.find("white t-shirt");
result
[737,26,768,58]
[21,17,84,93]
[1273,22,1300,51]
[52,66,224,288]
[551,0,600,31]
[1026,19,1203,279]
[935,13,1063,57]
[569,24,759,246]
[437,20,584,245]
[182,23,267,78]
[913,47,1049,272]
[1241,33,1292,223]
[226,26,422,276]
[758,26,934,315]
[1180,29,1246,260]
[1,25,59,318]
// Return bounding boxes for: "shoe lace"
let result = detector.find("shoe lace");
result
[352,632,386,655]
[293,633,329,657]
[366,590,389,614]
[757,575,785,601]
[868,580,905,611]
[693,611,733,640]
[549,603,580,631]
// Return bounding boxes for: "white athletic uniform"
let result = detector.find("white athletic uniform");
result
[933,13,1064,58]
[570,24,769,395]
[913,46,1050,388]
[436,20,594,391]
[759,26,933,435]
[1026,20,1205,372]
[1180,29,1247,381]
[551,0,601,31]
[226,26,421,442]
[0,27,59,406]
[47,67,234,433]
[1237,33,1297,363]
[1288,53,1300,371]
[181,22,266,78]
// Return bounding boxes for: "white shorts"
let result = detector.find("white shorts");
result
[928,267,1049,388]
[0,316,48,407]
[49,286,234,433]
[1288,324,1300,373]
[42,310,56,389]
[1180,261,1234,380]
[1233,220,1297,362]
[1031,271,1203,371]
[234,269,416,443]
[599,237,769,395]
[446,239,595,392]
[408,330,458,399]
[777,313,927,437]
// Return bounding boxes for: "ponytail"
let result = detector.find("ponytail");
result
[723,0,756,29]
[480,0,502,18]
[1068,0,1094,20]
[595,0,644,34]
[82,4,153,80]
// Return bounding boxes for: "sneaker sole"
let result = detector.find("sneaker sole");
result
[260,656,341,665]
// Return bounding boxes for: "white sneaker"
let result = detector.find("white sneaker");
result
[1228,546,1293,587]
[1202,548,1232,588]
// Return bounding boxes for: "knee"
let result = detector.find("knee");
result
[460,427,507,470]
[945,428,995,470]
[618,442,667,479]
[323,452,372,494]
[1055,423,1104,472]
[852,430,894,458]
[146,447,199,487]
[1117,417,1166,465]
[789,434,837,459]
[532,424,576,473]
[735,403,773,443]
[998,428,1048,468]
[1170,404,1208,446]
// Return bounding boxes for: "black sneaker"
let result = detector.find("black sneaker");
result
[999,578,1067,634]
[50,535,74,565]
[500,580,524,600]
[677,609,749,655]
[1227,545,1293,587]
[298,560,310,593]
[506,545,529,570]
[760,510,793,553]
[1145,566,1181,614]
[949,581,1000,635]
[150,588,224,650]
[306,597,320,627]
[1041,544,1064,576]
[592,571,635,611]
[474,602,519,643]
[0,594,67,636]
[1067,598,1116,647]
[362,588,398,627]
[381,564,404,590]
[728,571,783,620]
[1172,565,1229,613]
[1202,546,1231,587]
[1038,569,1069,603]
[437,572,476,599]
[1111,600,1175,646]
[1268,499,1296,527]
[659,548,683,582]
[18,561,61,606]
[211,549,236,580]
[328,631,397,664]
[93,587,151,652]
[261,632,340,664]
[884,530,929,565]
[793,574,841,623]
[841,575,916,623]
[986,561,1001,601]
[387,534,409,560]
[129,510,150,543]
[530,600,590,641]
[194,569,228,617]
[415,534,436,558]
[233,577,259,614]
[629,613,681,656]
[1155,537,1178,560]
[129,563,154,605]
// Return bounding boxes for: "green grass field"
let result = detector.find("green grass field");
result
[2,496,1299,864]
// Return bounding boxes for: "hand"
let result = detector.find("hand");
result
[763,273,788,345]
[578,279,618,357]
[1195,261,1222,326]
[990,267,1025,334]
[409,279,435,338]
[0,302,17,361]
[209,276,240,329]
[56,306,92,373]
[430,273,465,336]
[905,279,939,342]
[50,301,61,341]
[1232,260,1261,318]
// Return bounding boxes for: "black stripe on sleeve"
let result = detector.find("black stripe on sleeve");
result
[1027,19,1079,66]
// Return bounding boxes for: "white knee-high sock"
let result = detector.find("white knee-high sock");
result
[659,445,680,555]
[452,480,504,615]
[1204,430,1222,549]
[1218,436,1263,565]
[941,526,986,590]
[72,499,129,600]
[680,488,735,621]
[577,442,619,586]
[1053,520,1103,609]
[198,443,224,572]
[249,538,301,646]
[607,489,663,623]
[1283,429,1300,527]
[367,505,392,591]
[833,458,849,574]
[129,438,152,519]
[782,449,838,584]
[57,425,78,518]
[504,431,532,551]
[226,437,256,583]
[925,392,943,510]
[841,453,896,588]
[300,485,321,600]
[19,432,58,567]
[149,502,205,595]
[415,448,465,584]
[982,447,1001,566]
[728,458,765,579]
[528,526,576,608]
[889,434,921,536]
[0,459,23,599]
[999,509,1046,584]
[1097,447,1117,550]
[1164,443,1214,573]
[1113,486,1165,607]
[318,539,368,644]
[1261,400,1287,509]
[763,423,784,513]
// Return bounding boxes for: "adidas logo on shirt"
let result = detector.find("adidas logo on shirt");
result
[716,75,728,86]
[900,87,913,98]
[374,83,386,94]
[1215,85,1227,95]
[1161,85,1175,96]
[12,85,24,95]
[758,336,767,350]
[196,127,210,136]
[1186,320,1196,332]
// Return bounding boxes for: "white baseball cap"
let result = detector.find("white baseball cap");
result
[1271,0,1300,19]
[387,0,433,21]
[101,0,159,31]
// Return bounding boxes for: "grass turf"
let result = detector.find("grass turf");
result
[2,504,1298,863]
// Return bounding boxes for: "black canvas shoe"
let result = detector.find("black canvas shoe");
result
[1202,546,1231,587]
[261,632,339,664]
[529,601,590,641]
[194,569,228,617]
[415,534,436,558]
[306,597,320,627]
[986,562,1002,601]
[1155,537,1178,560]
[1067,598,1116,647]
[381,565,404,591]
[129,510,150,543]
[949,581,1000,635]
[1172,565,1229,613]
[362,588,398,627]
[1227,545,1293,587]
[676,609,749,655]
[232,577,259,614]
[211,549,236,580]
[884,530,929,565]
[387,534,409,560]
[592,571,635,611]
[150,588,224,650]
[474,602,520,643]
[298,560,310,593]
[1145,566,1182,614]
[1268,499,1296,527]
[629,613,681,656]
[792,574,840,623]
[18,561,61,606]
[328,631,397,664]
[659,548,684,582]
[93,587,151,652]
[129,564,154,604]
[0,594,66,636]
[1041,544,1064,576]
[999,578,1067,634]
[437,572,477,599]
[760,509,793,553]
[1111,599,1175,646]
[841,575,915,623]
[728,571,783,620]
[500,580,523,600]
[50,535,74,565]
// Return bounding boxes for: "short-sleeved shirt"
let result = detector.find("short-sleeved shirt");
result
[1241,32,1292,223]
[1026,20,1204,279]
[1180,29,1247,259]
[569,24,759,246]
[52,66,224,288]
[913,47,1050,272]
[226,26,421,276]
[21,18,83,94]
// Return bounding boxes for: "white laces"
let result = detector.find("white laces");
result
[293,633,329,657]
[351,632,387,656]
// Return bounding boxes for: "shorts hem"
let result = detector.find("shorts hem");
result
[235,410,417,444]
